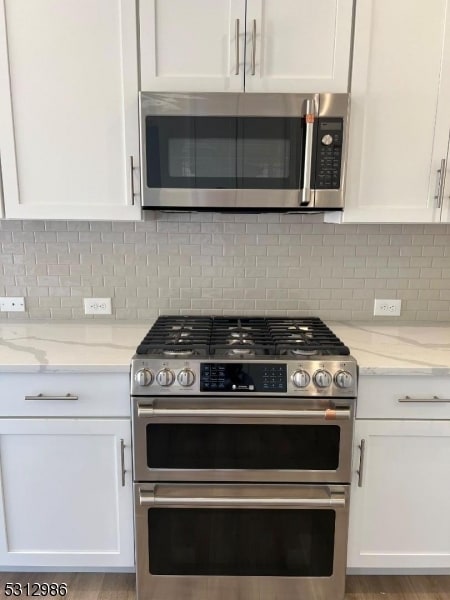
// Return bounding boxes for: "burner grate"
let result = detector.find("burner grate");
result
[136,315,350,357]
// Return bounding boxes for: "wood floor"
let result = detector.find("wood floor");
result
[0,573,449,599]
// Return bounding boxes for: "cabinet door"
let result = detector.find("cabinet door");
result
[139,0,245,92]
[340,0,450,223]
[0,419,133,568]
[348,420,450,569]
[244,0,353,93]
[0,0,140,220]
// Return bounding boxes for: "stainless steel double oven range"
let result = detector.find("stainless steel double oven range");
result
[131,316,357,600]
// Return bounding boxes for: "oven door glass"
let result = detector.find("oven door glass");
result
[145,116,303,190]
[146,423,340,470]
[149,507,334,576]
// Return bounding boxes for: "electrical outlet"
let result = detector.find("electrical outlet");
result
[0,297,26,312]
[374,299,401,316]
[83,298,112,315]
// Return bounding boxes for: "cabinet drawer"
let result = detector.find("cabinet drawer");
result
[0,373,130,417]
[357,375,450,419]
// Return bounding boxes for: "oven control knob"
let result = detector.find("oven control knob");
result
[321,134,333,146]
[291,370,310,388]
[313,369,332,388]
[134,368,153,387]
[335,370,354,389]
[177,368,196,387]
[156,368,175,387]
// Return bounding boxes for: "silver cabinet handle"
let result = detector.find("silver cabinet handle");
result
[435,158,447,208]
[129,155,138,206]
[235,19,240,75]
[25,394,78,401]
[357,439,366,487]
[139,492,345,509]
[137,403,350,420]
[398,395,450,403]
[120,438,126,487]
[301,98,316,206]
[251,19,256,75]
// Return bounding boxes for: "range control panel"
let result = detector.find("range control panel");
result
[200,363,287,393]
[314,118,343,190]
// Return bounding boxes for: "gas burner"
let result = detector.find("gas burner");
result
[170,325,193,331]
[228,338,255,346]
[163,349,195,357]
[289,348,318,357]
[227,348,255,356]
[230,331,250,338]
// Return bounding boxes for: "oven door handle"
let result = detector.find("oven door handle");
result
[137,404,351,420]
[139,491,346,509]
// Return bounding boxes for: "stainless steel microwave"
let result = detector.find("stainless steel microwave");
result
[139,92,350,211]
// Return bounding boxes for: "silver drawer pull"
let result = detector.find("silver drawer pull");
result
[398,395,450,403]
[357,439,366,488]
[25,394,79,401]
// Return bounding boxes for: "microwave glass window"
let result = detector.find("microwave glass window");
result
[146,116,303,190]
[168,138,236,179]
[148,508,335,576]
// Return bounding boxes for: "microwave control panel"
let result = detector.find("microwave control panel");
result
[314,118,343,190]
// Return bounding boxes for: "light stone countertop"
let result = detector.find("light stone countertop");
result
[0,322,147,373]
[0,321,450,375]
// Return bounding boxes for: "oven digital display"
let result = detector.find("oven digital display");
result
[200,363,287,393]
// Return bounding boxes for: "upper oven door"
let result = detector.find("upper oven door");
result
[140,92,347,210]
[132,397,353,483]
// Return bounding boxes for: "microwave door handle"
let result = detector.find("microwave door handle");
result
[301,99,315,206]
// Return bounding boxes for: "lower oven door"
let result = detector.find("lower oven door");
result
[132,397,353,483]
[135,483,349,600]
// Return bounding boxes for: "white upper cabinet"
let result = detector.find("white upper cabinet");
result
[245,0,353,93]
[139,0,246,92]
[332,0,450,223]
[0,0,141,220]
[139,0,353,93]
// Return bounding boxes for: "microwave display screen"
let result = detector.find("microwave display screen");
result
[320,121,342,131]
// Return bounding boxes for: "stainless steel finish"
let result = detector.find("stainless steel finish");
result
[176,368,195,387]
[134,483,350,600]
[140,92,349,117]
[335,370,354,389]
[235,19,240,75]
[291,369,310,388]
[313,369,332,388]
[137,403,351,420]
[139,92,350,211]
[25,393,78,401]
[138,484,346,508]
[357,439,366,488]
[135,368,153,387]
[398,395,450,403]
[435,158,447,208]
[251,19,256,75]
[322,134,333,145]
[120,438,126,487]
[300,98,315,207]
[156,368,175,386]
[131,357,358,398]
[132,397,354,483]
[129,156,138,206]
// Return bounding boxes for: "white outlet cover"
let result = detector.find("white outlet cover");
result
[373,299,401,316]
[0,297,26,312]
[83,298,112,315]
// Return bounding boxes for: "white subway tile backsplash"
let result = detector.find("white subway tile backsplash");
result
[1,215,450,320]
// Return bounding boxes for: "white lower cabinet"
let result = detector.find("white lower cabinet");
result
[348,419,450,569]
[0,418,134,569]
